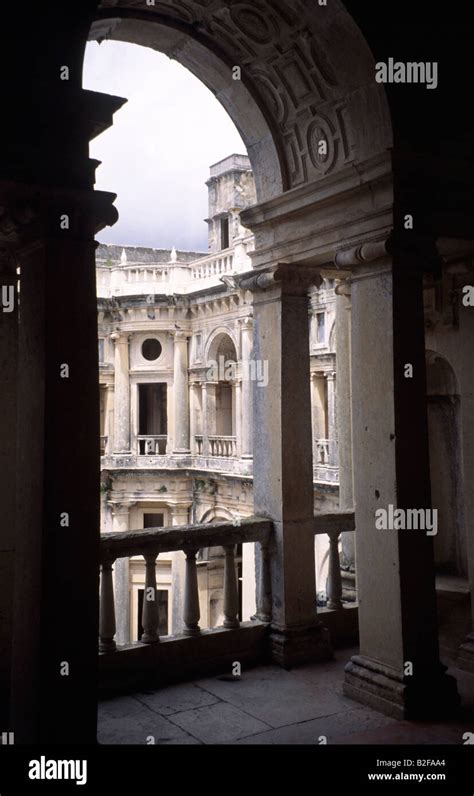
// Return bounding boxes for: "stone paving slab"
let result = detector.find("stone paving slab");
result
[99,699,201,745]
[235,706,397,745]
[167,701,271,743]
[133,682,220,716]
[195,666,353,728]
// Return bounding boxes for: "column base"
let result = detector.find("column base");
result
[344,654,460,720]
[457,633,474,673]
[270,622,332,669]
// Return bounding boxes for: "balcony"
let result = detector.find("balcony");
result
[137,435,168,456]
[98,512,357,693]
[191,250,234,281]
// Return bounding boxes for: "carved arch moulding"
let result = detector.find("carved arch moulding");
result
[90,0,392,201]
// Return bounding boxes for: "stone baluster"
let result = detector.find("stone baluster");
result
[141,552,160,643]
[99,561,116,653]
[326,531,343,610]
[183,549,201,636]
[256,540,272,622]
[223,545,240,628]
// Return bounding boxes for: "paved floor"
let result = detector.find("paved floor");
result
[98,647,474,745]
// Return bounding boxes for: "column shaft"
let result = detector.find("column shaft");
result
[344,259,458,718]
[111,505,131,645]
[252,267,331,666]
[173,332,190,453]
[335,284,354,566]
[112,334,130,453]
[240,318,253,458]
[12,236,100,743]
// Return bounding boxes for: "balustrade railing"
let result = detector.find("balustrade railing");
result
[137,435,168,455]
[125,266,168,283]
[98,512,355,693]
[99,517,272,652]
[315,438,338,467]
[314,511,355,609]
[209,435,237,457]
[191,250,234,280]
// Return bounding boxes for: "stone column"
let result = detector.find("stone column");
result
[325,370,337,465]
[342,241,458,718]
[240,317,253,458]
[173,332,190,453]
[234,379,242,457]
[189,382,198,455]
[111,333,131,454]
[0,251,18,724]
[110,503,132,644]
[242,265,331,666]
[202,381,217,456]
[310,372,326,463]
[170,504,191,635]
[12,218,117,743]
[335,280,354,567]
[105,384,114,455]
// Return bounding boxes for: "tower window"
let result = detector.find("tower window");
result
[316,312,326,344]
[220,217,230,250]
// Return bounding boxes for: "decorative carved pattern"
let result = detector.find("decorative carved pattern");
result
[96,0,357,189]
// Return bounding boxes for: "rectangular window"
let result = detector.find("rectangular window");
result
[316,312,326,344]
[138,383,168,454]
[194,333,203,362]
[143,513,164,529]
[220,217,230,250]
[98,339,105,363]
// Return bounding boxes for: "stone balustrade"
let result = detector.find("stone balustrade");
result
[99,517,273,653]
[98,512,355,691]
[125,266,169,283]
[208,435,237,458]
[314,511,355,610]
[315,438,338,467]
[316,438,330,464]
[137,435,168,455]
[191,250,234,280]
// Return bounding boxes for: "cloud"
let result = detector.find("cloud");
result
[83,41,247,251]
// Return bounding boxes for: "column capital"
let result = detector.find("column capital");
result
[335,277,352,298]
[236,263,323,295]
[325,370,336,382]
[172,330,191,343]
[110,331,130,344]
[238,314,254,329]
[108,501,135,516]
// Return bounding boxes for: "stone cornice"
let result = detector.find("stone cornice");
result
[241,151,392,231]
[238,153,393,271]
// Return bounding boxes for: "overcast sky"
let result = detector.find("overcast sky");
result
[83,41,247,252]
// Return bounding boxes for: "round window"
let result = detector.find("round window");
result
[141,338,162,361]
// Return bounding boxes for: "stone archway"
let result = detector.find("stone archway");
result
[88,0,392,202]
